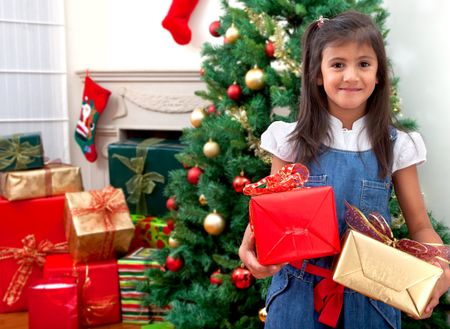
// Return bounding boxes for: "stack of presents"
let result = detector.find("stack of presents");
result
[0,132,183,328]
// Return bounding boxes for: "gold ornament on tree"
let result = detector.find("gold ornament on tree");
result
[245,66,265,90]
[224,24,240,43]
[168,235,180,248]
[203,139,220,158]
[259,307,267,322]
[190,107,206,128]
[199,194,208,206]
[203,210,225,235]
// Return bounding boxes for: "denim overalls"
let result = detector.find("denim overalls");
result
[264,135,401,329]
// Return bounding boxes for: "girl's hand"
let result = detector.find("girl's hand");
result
[238,224,286,279]
[419,263,450,319]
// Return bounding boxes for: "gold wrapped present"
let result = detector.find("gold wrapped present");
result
[0,163,83,201]
[65,186,134,263]
[333,203,446,318]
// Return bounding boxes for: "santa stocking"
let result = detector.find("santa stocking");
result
[162,0,199,45]
[75,76,111,162]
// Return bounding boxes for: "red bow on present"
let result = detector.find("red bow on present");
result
[71,185,129,259]
[345,201,450,265]
[0,235,67,306]
[243,163,309,196]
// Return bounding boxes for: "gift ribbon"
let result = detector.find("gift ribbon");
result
[112,138,165,215]
[79,263,118,325]
[0,235,67,306]
[0,135,42,170]
[71,186,129,259]
[305,263,344,328]
[345,201,450,265]
[242,163,309,196]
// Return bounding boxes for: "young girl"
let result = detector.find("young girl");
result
[239,11,450,329]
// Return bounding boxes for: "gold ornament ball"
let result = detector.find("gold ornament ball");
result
[203,139,220,158]
[168,236,180,248]
[259,307,267,322]
[225,24,240,43]
[245,67,265,90]
[190,108,206,128]
[199,194,208,206]
[203,211,225,235]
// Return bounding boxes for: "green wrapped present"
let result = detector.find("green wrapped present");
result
[150,218,173,249]
[108,138,184,216]
[0,132,44,172]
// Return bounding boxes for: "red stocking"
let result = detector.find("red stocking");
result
[162,0,199,45]
[74,76,111,162]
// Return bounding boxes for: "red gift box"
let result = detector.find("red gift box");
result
[43,253,121,327]
[244,164,340,265]
[28,278,79,329]
[0,196,67,313]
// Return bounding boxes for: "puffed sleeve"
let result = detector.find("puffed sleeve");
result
[260,121,297,162]
[392,130,427,173]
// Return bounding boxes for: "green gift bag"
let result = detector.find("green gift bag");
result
[108,138,184,216]
[0,132,44,172]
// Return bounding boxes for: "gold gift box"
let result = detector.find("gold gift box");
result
[0,163,83,201]
[65,187,135,263]
[333,230,442,318]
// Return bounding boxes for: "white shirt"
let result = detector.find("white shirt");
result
[261,115,426,173]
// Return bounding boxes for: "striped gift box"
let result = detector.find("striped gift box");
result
[117,248,163,324]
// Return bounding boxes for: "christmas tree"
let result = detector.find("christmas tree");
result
[144,1,449,328]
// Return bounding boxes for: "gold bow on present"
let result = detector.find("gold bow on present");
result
[0,135,42,170]
[0,235,67,306]
[112,138,165,215]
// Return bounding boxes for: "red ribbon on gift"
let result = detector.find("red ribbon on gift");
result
[345,201,450,265]
[0,235,67,306]
[71,186,129,259]
[242,163,309,196]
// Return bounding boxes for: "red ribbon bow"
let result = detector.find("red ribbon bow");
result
[0,235,67,306]
[243,163,309,196]
[71,186,129,260]
[345,201,450,265]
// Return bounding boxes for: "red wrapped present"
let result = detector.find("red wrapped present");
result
[28,277,79,329]
[43,253,121,327]
[0,196,67,313]
[243,163,340,265]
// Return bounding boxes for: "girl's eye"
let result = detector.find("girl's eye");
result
[332,63,344,69]
[360,62,370,67]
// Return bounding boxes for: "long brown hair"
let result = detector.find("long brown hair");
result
[289,11,393,178]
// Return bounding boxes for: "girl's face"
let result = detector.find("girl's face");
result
[318,41,378,121]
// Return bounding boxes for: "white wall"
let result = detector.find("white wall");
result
[384,0,450,224]
[65,0,450,225]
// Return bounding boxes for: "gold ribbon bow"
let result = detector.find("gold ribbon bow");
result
[112,138,165,215]
[0,235,67,306]
[243,163,309,196]
[71,186,129,259]
[0,135,42,170]
[345,201,450,265]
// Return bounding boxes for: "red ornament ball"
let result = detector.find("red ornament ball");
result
[187,166,203,185]
[232,175,251,193]
[231,267,254,289]
[207,104,216,114]
[166,255,184,272]
[227,83,242,101]
[209,20,221,37]
[166,197,178,211]
[265,41,275,58]
[199,67,205,76]
[210,270,223,285]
